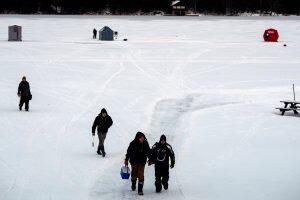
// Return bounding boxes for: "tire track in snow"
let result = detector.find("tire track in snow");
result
[56,62,126,176]
[204,111,268,168]
[51,63,127,198]
[147,93,241,199]
[146,95,195,200]
[0,158,18,200]
[1,60,125,199]
[117,42,173,93]
[119,42,208,95]
[8,102,61,200]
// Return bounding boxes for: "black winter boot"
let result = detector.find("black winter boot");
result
[163,182,168,190]
[138,181,144,195]
[155,181,162,193]
[156,186,162,193]
[131,180,136,191]
[100,147,106,157]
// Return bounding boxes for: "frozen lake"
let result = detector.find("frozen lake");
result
[0,15,300,200]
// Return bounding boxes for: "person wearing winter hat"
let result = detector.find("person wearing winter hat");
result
[92,108,113,157]
[149,134,175,193]
[124,132,150,195]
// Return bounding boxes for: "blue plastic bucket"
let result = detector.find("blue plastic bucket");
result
[120,166,131,179]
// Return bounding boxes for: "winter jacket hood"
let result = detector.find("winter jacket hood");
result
[125,132,150,165]
[135,132,147,141]
[100,108,107,115]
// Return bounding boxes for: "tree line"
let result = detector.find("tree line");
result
[0,0,299,15]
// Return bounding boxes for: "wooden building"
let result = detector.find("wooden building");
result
[171,1,186,16]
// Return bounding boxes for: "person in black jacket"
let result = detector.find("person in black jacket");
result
[149,135,175,193]
[124,132,150,196]
[92,108,113,157]
[18,76,32,111]
[93,28,97,39]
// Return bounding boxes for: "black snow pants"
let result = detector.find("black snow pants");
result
[97,132,107,154]
[19,96,30,110]
[155,164,169,191]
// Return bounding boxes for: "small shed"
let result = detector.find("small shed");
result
[8,25,22,41]
[99,26,114,41]
[171,1,186,16]
[263,28,279,42]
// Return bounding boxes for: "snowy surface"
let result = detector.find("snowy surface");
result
[0,15,300,200]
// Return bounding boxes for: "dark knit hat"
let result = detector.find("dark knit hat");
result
[160,134,166,142]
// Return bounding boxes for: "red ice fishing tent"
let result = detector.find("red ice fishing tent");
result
[263,28,279,42]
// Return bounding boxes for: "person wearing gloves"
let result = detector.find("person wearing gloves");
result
[92,108,113,157]
[124,132,150,195]
[149,134,175,193]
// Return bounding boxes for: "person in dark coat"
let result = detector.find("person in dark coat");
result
[93,28,97,39]
[149,135,175,193]
[92,108,113,157]
[124,132,150,195]
[18,76,32,111]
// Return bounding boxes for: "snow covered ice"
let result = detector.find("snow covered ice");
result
[0,15,300,200]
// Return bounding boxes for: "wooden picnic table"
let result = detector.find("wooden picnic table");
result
[276,100,300,115]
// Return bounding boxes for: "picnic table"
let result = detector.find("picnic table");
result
[276,100,300,115]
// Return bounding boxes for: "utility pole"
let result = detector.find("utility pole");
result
[293,84,296,101]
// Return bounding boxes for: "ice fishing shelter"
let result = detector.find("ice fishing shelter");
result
[8,25,22,41]
[263,28,279,42]
[99,26,114,41]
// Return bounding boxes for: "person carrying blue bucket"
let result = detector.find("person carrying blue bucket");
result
[124,132,150,196]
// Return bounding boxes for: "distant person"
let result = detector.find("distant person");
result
[17,76,32,111]
[124,132,150,195]
[93,28,97,39]
[114,31,118,39]
[92,108,113,157]
[149,135,175,193]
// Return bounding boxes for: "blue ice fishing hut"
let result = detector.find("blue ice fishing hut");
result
[99,26,114,41]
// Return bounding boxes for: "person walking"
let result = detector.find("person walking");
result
[124,132,150,195]
[93,28,97,39]
[92,108,113,157]
[149,135,175,193]
[18,76,32,111]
